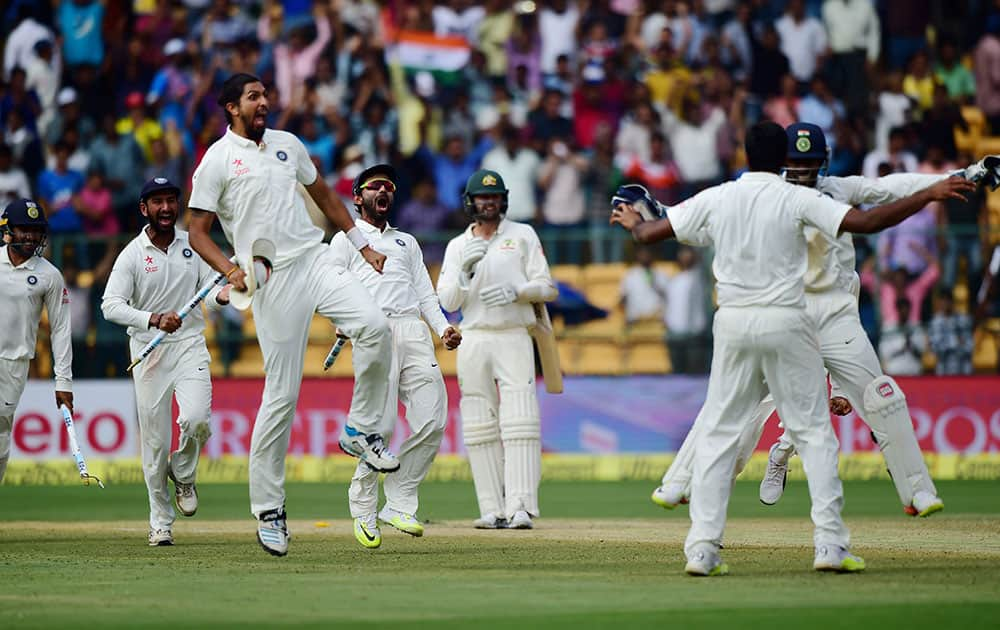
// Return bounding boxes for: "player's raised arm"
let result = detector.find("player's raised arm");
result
[611,203,676,243]
[304,173,386,273]
[839,177,976,234]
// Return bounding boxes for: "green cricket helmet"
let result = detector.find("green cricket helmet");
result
[463,169,509,217]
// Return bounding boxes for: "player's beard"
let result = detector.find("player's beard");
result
[6,229,45,258]
[241,107,267,142]
[362,192,393,225]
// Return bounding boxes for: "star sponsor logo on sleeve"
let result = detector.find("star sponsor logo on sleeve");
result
[61,287,70,304]
[232,158,249,176]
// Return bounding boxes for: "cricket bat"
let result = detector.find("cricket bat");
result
[529,303,563,394]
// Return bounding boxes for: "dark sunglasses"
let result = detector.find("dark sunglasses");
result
[361,178,396,192]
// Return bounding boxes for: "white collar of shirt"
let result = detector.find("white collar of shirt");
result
[0,245,37,269]
[356,219,396,236]
[464,218,510,239]
[738,171,783,183]
[225,126,268,150]
[137,226,185,252]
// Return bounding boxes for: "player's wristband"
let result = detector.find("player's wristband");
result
[346,226,369,251]
[225,266,240,279]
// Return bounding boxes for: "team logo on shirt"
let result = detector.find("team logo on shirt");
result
[276,150,288,161]
[499,238,516,251]
[26,275,37,285]
[144,255,158,273]
[395,238,406,247]
[183,248,193,258]
[61,287,70,304]
[233,158,249,176]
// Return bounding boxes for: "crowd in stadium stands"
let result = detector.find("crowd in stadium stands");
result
[2,0,1000,376]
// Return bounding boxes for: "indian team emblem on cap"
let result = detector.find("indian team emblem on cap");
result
[482,173,497,186]
[276,150,288,161]
[27,275,38,285]
[26,201,39,219]
[183,248,193,258]
[154,177,168,184]
[795,131,812,153]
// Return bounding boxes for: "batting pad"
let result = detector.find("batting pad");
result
[461,396,504,518]
[862,375,937,506]
[498,388,541,440]
[504,438,541,517]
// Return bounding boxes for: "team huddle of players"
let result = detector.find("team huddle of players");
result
[2,73,996,574]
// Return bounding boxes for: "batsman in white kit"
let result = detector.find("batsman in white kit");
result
[102,177,231,546]
[650,123,1000,518]
[610,122,975,575]
[328,163,462,548]
[437,169,558,530]
[186,73,394,556]
[0,198,73,482]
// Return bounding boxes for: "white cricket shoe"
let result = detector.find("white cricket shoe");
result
[338,425,400,473]
[509,510,534,529]
[257,508,289,557]
[473,514,508,529]
[148,529,174,546]
[685,544,729,577]
[168,466,197,517]
[651,482,688,509]
[759,443,789,505]
[814,545,865,572]
[378,507,424,537]
[908,491,944,518]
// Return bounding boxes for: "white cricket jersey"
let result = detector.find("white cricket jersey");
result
[669,171,850,308]
[188,127,323,270]
[328,219,450,337]
[101,228,223,345]
[806,173,948,294]
[0,246,72,391]
[438,219,555,330]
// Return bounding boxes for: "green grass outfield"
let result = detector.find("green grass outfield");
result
[1,480,999,629]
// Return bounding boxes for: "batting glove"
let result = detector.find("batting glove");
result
[610,184,669,221]
[480,283,519,307]
[963,155,1000,190]
[461,238,489,274]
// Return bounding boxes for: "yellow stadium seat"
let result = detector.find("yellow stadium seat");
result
[976,136,1000,157]
[551,264,584,287]
[956,106,986,153]
[624,340,671,374]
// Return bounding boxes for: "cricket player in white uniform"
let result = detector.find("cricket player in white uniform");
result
[611,121,975,576]
[186,73,394,557]
[651,124,1000,518]
[102,177,230,546]
[0,198,73,482]
[438,169,557,530]
[328,163,462,548]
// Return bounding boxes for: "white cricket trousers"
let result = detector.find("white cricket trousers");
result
[130,335,212,531]
[249,244,390,516]
[349,316,448,517]
[685,306,849,559]
[457,328,541,520]
[0,357,30,482]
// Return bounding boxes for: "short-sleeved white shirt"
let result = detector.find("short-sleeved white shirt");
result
[669,171,850,308]
[189,127,322,269]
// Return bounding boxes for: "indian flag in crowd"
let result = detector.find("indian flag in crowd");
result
[387,30,471,85]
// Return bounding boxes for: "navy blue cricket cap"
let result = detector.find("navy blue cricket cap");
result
[786,122,828,160]
[140,176,181,202]
[1,198,47,227]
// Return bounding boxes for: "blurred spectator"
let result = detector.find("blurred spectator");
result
[902,49,935,112]
[395,178,455,263]
[862,246,940,327]
[57,0,106,69]
[142,137,183,198]
[350,94,397,167]
[478,2,515,80]
[506,14,542,97]
[614,99,658,164]
[300,114,337,174]
[749,24,791,100]
[443,91,478,153]
[935,37,976,104]
[822,0,880,115]
[619,245,666,323]
[663,246,710,374]
[878,215,939,278]
[391,62,443,157]
[977,244,1000,326]
[762,74,800,128]
[1,66,42,132]
[62,261,92,378]
[37,140,84,233]
[928,291,974,375]
[584,124,623,263]
[939,174,986,293]
[645,40,693,111]
[620,130,681,204]
[581,21,618,66]
[0,142,31,207]
[574,64,621,148]
[25,39,59,133]
[538,137,588,263]
[975,16,1000,134]
[775,0,828,84]
[45,87,95,148]
[116,91,164,163]
[863,126,918,178]
[75,169,118,238]
[884,0,928,71]
[921,86,966,161]
[146,39,196,131]
[2,108,45,182]
[194,0,254,56]
[50,127,90,176]
[873,72,911,154]
[88,113,145,232]
[4,6,60,81]
[211,305,244,377]
[539,0,579,76]
[878,298,927,376]
[273,4,331,109]
[719,3,752,83]
[797,75,844,151]
[661,86,727,194]
[433,0,485,41]
[414,132,494,212]
[481,124,541,222]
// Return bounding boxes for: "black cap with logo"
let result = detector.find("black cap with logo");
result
[140,177,181,202]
